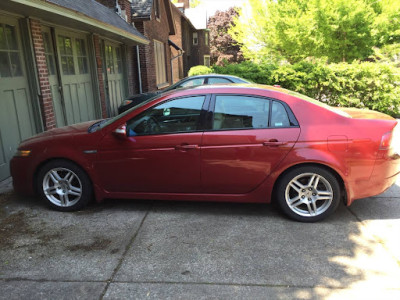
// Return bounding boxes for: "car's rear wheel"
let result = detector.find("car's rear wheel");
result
[276,166,341,222]
[37,160,93,211]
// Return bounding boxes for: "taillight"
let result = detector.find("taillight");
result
[122,100,133,106]
[380,131,393,150]
[391,123,400,153]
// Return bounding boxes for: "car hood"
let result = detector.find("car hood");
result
[20,120,99,144]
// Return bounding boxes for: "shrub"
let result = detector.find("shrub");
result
[211,60,400,117]
[188,65,213,76]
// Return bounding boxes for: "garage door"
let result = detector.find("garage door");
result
[56,30,97,125]
[104,41,126,116]
[0,17,37,181]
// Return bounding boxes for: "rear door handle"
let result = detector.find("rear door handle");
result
[175,144,199,150]
[263,140,287,147]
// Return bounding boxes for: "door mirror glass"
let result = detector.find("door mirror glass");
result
[112,125,127,139]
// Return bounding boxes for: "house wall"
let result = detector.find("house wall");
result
[170,5,184,83]
[134,0,172,92]
[30,18,56,130]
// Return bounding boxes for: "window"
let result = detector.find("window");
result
[42,32,56,75]
[203,55,210,67]
[205,31,209,46]
[116,47,123,74]
[58,36,75,75]
[0,23,22,78]
[213,95,270,130]
[105,45,115,74]
[208,77,231,84]
[76,38,88,74]
[193,32,198,45]
[178,78,205,88]
[154,0,160,20]
[154,40,167,88]
[126,96,205,136]
[271,101,290,127]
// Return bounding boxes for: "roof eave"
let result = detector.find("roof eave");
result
[9,0,149,45]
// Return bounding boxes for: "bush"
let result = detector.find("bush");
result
[188,65,213,76]
[211,60,400,117]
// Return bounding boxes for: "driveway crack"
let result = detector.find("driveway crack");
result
[99,202,153,299]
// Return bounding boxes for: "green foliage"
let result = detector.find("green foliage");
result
[230,0,400,63]
[212,61,400,117]
[188,65,213,76]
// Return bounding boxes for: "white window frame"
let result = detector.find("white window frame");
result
[204,55,210,67]
[193,32,198,45]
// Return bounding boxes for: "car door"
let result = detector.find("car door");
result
[95,95,208,193]
[201,94,301,194]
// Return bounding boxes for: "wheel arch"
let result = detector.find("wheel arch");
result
[271,162,348,205]
[33,157,93,194]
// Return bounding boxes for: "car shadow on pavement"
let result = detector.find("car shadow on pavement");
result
[1,189,400,299]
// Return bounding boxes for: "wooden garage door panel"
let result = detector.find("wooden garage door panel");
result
[50,83,66,127]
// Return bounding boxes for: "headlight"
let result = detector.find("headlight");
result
[14,149,31,157]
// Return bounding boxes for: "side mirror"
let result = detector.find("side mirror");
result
[112,125,127,139]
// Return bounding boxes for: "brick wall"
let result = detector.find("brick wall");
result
[196,29,210,65]
[29,18,56,130]
[170,4,184,83]
[134,0,172,92]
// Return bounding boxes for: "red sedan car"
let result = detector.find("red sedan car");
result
[10,85,400,222]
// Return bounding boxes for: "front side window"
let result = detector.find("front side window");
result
[213,95,270,130]
[126,96,205,136]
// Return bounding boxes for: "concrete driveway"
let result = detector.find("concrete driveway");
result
[0,178,399,300]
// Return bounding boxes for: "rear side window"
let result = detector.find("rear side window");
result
[213,95,270,130]
[177,78,205,88]
[208,77,232,84]
[271,101,290,127]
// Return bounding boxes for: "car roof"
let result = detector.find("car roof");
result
[188,74,248,81]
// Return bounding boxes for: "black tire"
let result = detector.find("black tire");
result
[37,159,93,211]
[275,166,341,222]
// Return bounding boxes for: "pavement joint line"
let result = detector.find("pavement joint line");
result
[99,202,154,300]
[3,278,400,290]
[346,206,400,268]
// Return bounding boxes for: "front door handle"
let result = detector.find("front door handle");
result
[263,139,287,147]
[175,144,199,151]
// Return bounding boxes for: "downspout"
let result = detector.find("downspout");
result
[136,45,143,94]
[170,49,184,83]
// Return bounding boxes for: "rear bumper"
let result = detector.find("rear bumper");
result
[348,152,400,205]
[10,156,35,196]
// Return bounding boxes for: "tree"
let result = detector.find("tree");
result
[230,0,400,63]
[208,7,244,65]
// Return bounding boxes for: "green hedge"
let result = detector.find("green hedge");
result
[208,61,400,117]
[188,65,213,76]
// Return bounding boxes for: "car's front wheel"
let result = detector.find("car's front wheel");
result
[37,160,93,211]
[275,166,341,222]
